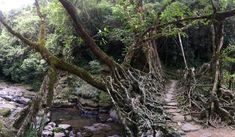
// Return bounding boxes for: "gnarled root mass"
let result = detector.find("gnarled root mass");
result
[106,67,170,137]
[178,65,235,126]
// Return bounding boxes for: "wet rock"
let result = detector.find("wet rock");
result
[76,84,99,99]
[84,123,111,134]
[109,110,118,122]
[42,130,53,137]
[167,102,178,106]
[181,123,200,132]
[14,96,31,105]
[48,122,56,127]
[108,135,121,137]
[98,91,112,108]
[69,131,75,137]
[54,132,66,137]
[58,124,72,130]
[44,125,54,131]
[53,127,64,133]
[78,98,98,108]
[77,132,82,137]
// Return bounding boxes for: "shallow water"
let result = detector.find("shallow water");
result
[51,108,124,136]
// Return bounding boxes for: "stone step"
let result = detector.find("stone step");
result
[181,123,201,132]
[165,109,181,113]
[163,106,178,109]
[166,102,178,106]
[172,115,185,122]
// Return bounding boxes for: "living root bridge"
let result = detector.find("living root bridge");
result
[105,67,168,137]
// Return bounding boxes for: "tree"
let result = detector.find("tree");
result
[1,0,235,136]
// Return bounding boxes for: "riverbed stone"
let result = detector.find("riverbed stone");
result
[58,124,72,130]
[78,98,98,108]
[181,123,200,132]
[42,130,53,136]
[44,125,54,131]
[108,135,121,137]
[48,122,56,127]
[54,132,66,137]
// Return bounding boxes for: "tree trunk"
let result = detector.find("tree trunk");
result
[210,19,224,115]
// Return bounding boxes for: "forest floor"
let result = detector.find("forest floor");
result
[164,80,235,137]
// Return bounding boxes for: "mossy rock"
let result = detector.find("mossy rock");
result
[0,120,15,137]
[53,127,64,133]
[0,108,11,117]
[98,91,112,107]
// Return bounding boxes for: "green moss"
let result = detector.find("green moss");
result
[99,91,111,105]
[0,108,11,117]
[53,127,64,133]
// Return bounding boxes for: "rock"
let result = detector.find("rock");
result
[93,123,111,131]
[185,115,192,122]
[53,99,74,108]
[13,96,31,105]
[163,106,178,109]
[84,123,111,135]
[47,112,51,118]
[58,124,72,130]
[167,102,178,106]
[199,132,212,137]
[172,115,184,122]
[77,132,82,137]
[181,123,200,132]
[69,131,75,137]
[53,127,64,133]
[42,130,53,137]
[109,110,118,122]
[165,109,181,113]
[98,91,112,108]
[48,122,56,127]
[107,118,113,122]
[0,108,11,117]
[78,98,99,108]
[54,132,66,137]
[108,135,121,137]
[44,125,54,131]
[76,84,99,99]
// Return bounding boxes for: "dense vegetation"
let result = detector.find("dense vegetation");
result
[0,0,235,136]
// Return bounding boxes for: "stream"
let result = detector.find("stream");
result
[50,107,124,137]
[0,78,124,137]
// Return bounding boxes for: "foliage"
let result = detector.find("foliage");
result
[0,8,46,89]
[89,60,103,74]
[25,125,37,137]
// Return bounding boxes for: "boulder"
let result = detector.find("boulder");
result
[181,123,200,132]
[78,98,99,108]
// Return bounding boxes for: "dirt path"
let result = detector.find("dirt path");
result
[164,80,235,137]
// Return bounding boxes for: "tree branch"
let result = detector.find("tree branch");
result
[141,8,235,38]
[0,7,106,91]
[0,11,39,49]
[59,0,118,69]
